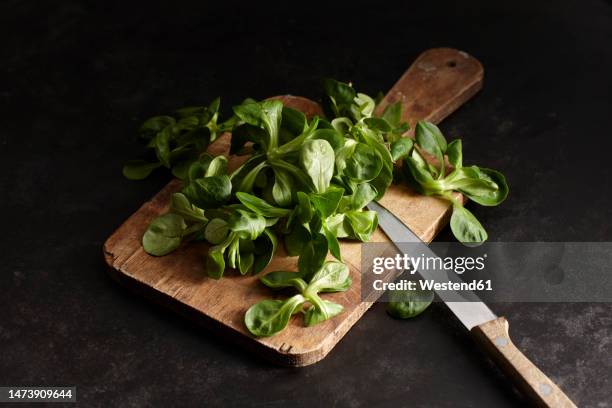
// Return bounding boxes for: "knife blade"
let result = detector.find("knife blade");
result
[367,200,576,408]
[367,200,496,330]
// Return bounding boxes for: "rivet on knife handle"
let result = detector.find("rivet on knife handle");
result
[471,317,576,407]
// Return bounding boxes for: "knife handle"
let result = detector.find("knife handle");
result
[471,317,576,407]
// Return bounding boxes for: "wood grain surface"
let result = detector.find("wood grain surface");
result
[104,48,484,366]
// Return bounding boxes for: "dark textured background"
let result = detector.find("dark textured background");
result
[1,0,611,406]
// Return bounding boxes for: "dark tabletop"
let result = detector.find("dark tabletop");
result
[1,0,611,406]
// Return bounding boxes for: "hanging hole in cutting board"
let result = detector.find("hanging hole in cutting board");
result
[447,60,457,68]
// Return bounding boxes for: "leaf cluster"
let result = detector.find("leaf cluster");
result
[130,78,510,333]
[123,98,234,180]
[245,261,351,337]
[394,121,509,243]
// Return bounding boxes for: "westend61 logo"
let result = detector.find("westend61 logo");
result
[372,253,487,275]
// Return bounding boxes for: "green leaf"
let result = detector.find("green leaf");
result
[285,224,310,256]
[351,93,375,119]
[410,148,428,168]
[228,209,266,240]
[281,106,307,136]
[255,169,268,189]
[331,117,353,134]
[416,121,447,153]
[208,97,221,115]
[239,252,254,275]
[253,228,278,274]
[345,142,383,182]
[451,176,499,202]
[169,192,207,223]
[122,160,162,180]
[300,139,335,193]
[273,116,319,157]
[386,288,434,319]
[369,161,393,200]
[446,139,462,168]
[139,116,175,138]
[393,122,410,136]
[322,225,342,260]
[182,175,232,209]
[405,155,436,191]
[239,238,255,254]
[441,166,508,207]
[232,100,283,151]
[186,154,213,184]
[304,299,343,326]
[364,117,392,132]
[312,128,345,150]
[233,102,263,126]
[298,233,328,280]
[260,271,307,291]
[142,213,187,256]
[204,156,228,177]
[322,78,357,117]
[237,160,268,192]
[236,192,292,218]
[325,213,351,238]
[309,187,344,218]
[306,261,351,293]
[232,103,268,144]
[415,121,445,176]
[390,138,414,161]
[174,127,211,151]
[334,140,355,176]
[359,130,394,198]
[460,167,508,206]
[230,124,267,155]
[260,100,283,150]
[153,127,172,167]
[323,79,356,106]
[272,168,293,207]
[244,294,305,337]
[450,204,488,243]
[204,218,229,244]
[268,158,315,192]
[348,183,377,211]
[169,144,198,162]
[381,102,402,127]
[171,158,196,180]
[345,210,378,242]
[206,247,226,279]
[176,115,199,130]
[227,236,240,269]
[296,191,313,223]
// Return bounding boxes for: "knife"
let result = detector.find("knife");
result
[367,200,576,408]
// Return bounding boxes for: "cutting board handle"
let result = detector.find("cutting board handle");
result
[472,317,576,407]
[375,48,484,128]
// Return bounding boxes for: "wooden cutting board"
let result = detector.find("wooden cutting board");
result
[104,48,483,366]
